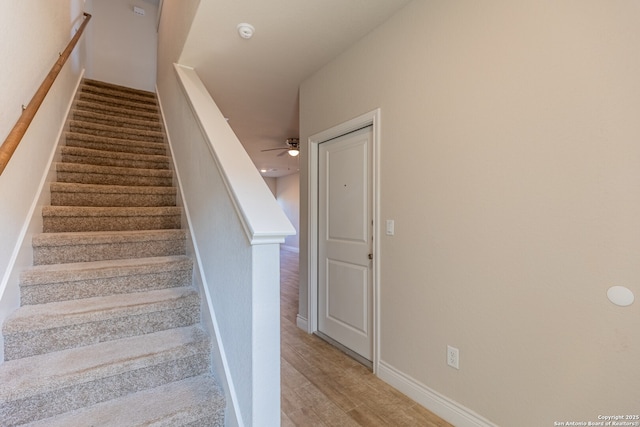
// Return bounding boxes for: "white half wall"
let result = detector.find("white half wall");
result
[157,62,293,427]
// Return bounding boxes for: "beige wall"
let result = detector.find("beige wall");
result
[263,176,277,196]
[156,0,199,93]
[0,1,84,143]
[276,173,300,252]
[87,0,158,91]
[0,0,87,360]
[299,1,640,425]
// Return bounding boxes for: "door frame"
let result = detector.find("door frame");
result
[306,109,381,372]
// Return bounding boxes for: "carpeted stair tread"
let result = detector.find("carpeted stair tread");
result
[56,162,172,179]
[60,145,170,169]
[65,131,166,155]
[42,205,181,217]
[33,229,186,248]
[78,88,158,110]
[42,205,182,232]
[3,287,200,359]
[51,182,176,197]
[4,286,197,331]
[22,374,225,427]
[51,182,176,207]
[82,78,157,101]
[0,326,210,425]
[42,206,181,233]
[32,229,187,265]
[74,99,160,122]
[78,91,159,114]
[56,162,173,187]
[72,109,163,131]
[0,326,208,399]
[69,120,164,143]
[20,255,193,305]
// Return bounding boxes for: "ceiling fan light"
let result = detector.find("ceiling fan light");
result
[288,149,300,157]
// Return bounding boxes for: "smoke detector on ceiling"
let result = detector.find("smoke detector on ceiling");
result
[237,23,255,39]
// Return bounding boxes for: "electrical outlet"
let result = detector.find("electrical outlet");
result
[447,345,459,369]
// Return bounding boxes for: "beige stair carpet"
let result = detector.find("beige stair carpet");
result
[0,79,224,426]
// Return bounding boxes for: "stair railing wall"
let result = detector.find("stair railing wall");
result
[0,13,91,176]
[0,10,90,362]
[156,63,295,427]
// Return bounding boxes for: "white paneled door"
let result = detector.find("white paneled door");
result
[318,125,373,361]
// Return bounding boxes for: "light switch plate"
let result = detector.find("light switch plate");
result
[386,220,395,236]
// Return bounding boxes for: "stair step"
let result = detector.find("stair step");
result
[56,162,173,187]
[65,131,166,156]
[60,145,170,169]
[51,182,176,207]
[82,78,157,102]
[71,108,163,132]
[32,229,187,265]
[0,326,210,425]
[20,255,193,305]
[77,91,159,114]
[74,99,160,122]
[3,287,200,359]
[69,120,164,143]
[42,206,181,232]
[0,79,222,425]
[24,374,225,427]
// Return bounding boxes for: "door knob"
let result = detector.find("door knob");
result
[368,253,373,260]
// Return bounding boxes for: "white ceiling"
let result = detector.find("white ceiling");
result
[178,0,412,177]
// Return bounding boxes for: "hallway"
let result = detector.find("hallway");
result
[279,249,453,426]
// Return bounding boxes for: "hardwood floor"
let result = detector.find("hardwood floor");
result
[279,248,454,427]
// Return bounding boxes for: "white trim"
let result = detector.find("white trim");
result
[156,88,243,427]
[377,361,499,427]
[173,64,295,246]
[296,314,308,331]
[307,109,381,372]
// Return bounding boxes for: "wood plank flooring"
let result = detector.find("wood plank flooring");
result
[279,248,454,426]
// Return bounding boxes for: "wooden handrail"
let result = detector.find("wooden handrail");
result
[0,12,92,176]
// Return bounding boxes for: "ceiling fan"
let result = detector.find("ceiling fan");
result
[261,138,300,157]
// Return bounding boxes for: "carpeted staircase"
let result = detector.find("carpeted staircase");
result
[0,79,225,426]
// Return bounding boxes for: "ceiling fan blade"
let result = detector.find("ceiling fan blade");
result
[277,150,288,157]
[260,147,288,152]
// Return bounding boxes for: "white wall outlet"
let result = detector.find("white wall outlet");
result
[447,345,459,369]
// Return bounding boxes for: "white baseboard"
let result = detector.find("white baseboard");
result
[296,314,308,332]
[377,361,498,427]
